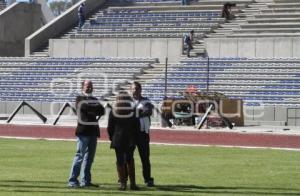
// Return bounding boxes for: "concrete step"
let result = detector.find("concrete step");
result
[255,13,300,18]
[228,19,247,23]
[241,9,262,14]
[247,3,269,8]
[268,3,300,8]
[241,23,300,28]
[233,28,300,33]
[227,32,300,37]
[220,23,241,28]
[205,33,227,38]
[190,48,206,52]
[260,8,300,13]
[213,29,234,33]
[274,0,300,3]
[30,53,49,57]
[247,18,300,23]
[234,13,249,18]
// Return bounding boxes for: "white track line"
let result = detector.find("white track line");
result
[1,136,300,151]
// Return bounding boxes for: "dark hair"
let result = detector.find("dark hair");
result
[114,91,133,115]
[190,30,194,34]
[224,2,236,7]
[132,81,142,90]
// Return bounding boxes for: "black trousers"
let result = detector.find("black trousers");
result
[136,131,152,182]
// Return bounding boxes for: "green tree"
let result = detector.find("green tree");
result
[49,0,80,16]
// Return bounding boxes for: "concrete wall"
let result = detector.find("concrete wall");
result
[0,2,43,56]
[241,105,298,126]
[0,101,299,126]
[25,0,106,56]
[205,37,300,58]
[0,101,69,116]
[49,38,182,63]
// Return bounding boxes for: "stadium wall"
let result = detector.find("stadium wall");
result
[205,38,300,58]
[0,2,43,56]
[49,38,182,63]
[0,101,299,126]
[25,0,106,57]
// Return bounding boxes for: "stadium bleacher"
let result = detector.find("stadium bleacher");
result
[67,7,224,39]
[1,0,300,125]
[210,0,300,38]
[0,57,157,102]
[127,57,300,107]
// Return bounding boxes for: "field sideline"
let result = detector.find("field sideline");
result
[1,124,300,149]
[0,138,300,196]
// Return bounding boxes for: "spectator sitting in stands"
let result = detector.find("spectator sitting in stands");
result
[222,2,236,21]
[183,30,194,58]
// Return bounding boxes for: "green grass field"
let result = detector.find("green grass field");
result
[0,138,300,196]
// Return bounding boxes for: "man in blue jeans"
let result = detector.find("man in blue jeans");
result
[68,80,105,188]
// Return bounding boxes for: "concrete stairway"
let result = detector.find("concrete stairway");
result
[206,0,266,38]
[208,0,300,38]
[29,0,252,58]
[103,62,166,126]
[102,61,164,102]
[182,39,207,58]
[30,46,49,57]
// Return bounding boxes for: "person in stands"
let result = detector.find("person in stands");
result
[78,3,85,30]
[222,2,236,20]
[184,30,194,58]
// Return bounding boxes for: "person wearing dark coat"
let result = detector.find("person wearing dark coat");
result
[78,3,85,30]
[68,80,105,188]
[107,92,140,191]
[184,30,194,58]
[222,2,236,20]
[131,81,155,187]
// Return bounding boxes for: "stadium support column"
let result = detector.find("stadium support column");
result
[164,57,168,98]
[206,57,209,93]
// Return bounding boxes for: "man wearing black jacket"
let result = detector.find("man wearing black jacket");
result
[131,81,155,187]
[68,80,105,188]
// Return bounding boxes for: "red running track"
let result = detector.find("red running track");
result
[0,124,300,149]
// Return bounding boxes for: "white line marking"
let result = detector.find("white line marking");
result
[0,136,299,151]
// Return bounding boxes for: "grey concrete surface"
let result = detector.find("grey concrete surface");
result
[1,101,298,126]
[0,2,43,56]
[205,37,300,58]
[25,0,106,56]
[50,38,182,63]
